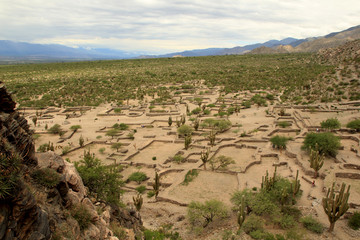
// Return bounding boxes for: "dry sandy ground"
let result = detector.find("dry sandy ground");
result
[24,88,360,240]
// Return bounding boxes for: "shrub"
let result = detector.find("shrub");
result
[31,168,61,188]
[278,214,295,229]
[348,211,360,230]
[113,123,129,130]
[62,146,71,155]
[346,119,360,132]
[75,151,124,205]
[182,169,199,185]
[270,135,289,150]
[300,215,324,234]
[70,125,82,131]
[249,230,275,240]
[177,124,193,136]
[147,190,155,198]
[320,118,341,130]
[128,172,148,184]
[191,107,201,115]
[173,154,185,164]
[71,204,93,231]
[187,199,228,228]
[209,155,235,171]
[242,215,264,234]
[135,185,147,194]
[302,132,341,157]
[277,121,291,128]
[48,124,63,134]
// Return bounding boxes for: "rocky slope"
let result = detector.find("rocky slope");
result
[0,82,142,240]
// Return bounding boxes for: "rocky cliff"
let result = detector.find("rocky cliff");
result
[0,81,142,240]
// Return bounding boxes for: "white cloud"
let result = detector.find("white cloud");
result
[0,0,359,53]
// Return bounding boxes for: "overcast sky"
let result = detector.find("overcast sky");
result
[1,0,359,54]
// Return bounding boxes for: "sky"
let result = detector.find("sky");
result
[0,0,359,54]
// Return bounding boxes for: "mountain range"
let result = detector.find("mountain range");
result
[0,25,359,63]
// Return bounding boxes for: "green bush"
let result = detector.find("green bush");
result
[183,169,199,185]
[320,118,341,130]
[300,215,323,234]
[302,132,341,157]
[177,124,193,136]
[71,204,93,231]
[242,215,264,234]
[135,185,147,194]
[187,199,228,228]
[346,119,360,132]
[249,230,276,240]
[31,168,61,188]
[75,151,124,205]
[277,121,291,128]
[48,124,63,134]
[191,107,201,115]
[278,214,295,229]
[113,123,129,130]
[128,172,148,184]
[270,135,290,150]
[348,211,360,230]
[173,154,185,164]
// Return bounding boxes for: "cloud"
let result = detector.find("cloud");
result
[0,0,359,53]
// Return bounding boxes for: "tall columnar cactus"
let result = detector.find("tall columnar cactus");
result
[208,130,216,146]
[261,166,277,191]
[181,114,186,125]
[184,135,192,150]
[200,148,210,170]
[291,170,301,204]
[309,144,324,178]
[168,116,173,127]
[193,118,200,131]
[153,171,160,201]
[322,182,350,232]
[237,195,246,230]
[133,193,143,211]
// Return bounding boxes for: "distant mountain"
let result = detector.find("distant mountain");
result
[248,25,360,54]
[1,25,359,62]
[0,40,140,62]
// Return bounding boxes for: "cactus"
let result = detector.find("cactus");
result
[133,193,143,211]
[322,182,350,232]
[200,148,210,170]
[153,171,160,200]
[309,144,324,178]
[181,114,186,125]
[184,135,192,150]
[261,166,277,191]
[208,130,216,146]
[168,116,173,127]
[291,170,301,201]
[237,195,246,230]
[193,118,200,131]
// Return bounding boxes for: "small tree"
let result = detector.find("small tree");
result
[70,125,82,132]
[48,124,63,135]
[320,118,341,131]
[308,144,324,178]
[209,155,235,171]
[177,124,193,137]
[302,132,341,157]
[111,142,122,152]
[322,182,350,232]
[187,199,228,228]
[105,129,120,139]
[346,119,360,132]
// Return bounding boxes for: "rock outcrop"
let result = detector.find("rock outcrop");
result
[0,82,142,240]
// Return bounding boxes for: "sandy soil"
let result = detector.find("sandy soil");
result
[25,87,360,240]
